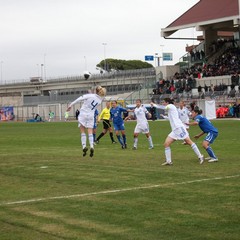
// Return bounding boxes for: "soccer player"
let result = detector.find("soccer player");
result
[110,100,129,149]
[95,101,116,144]
[177,101,191,144]
[64,111,69,122]
[126,99,154,150]
[188,107,218,163]
[160,98,203,165]
[93,109,99,142]
[66,86,106,157]
[48,111,55,122]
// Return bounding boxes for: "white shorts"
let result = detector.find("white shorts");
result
[168,127,189,140]
[134,122,150,134]
[78,113,94,129]
[183,122,189,130]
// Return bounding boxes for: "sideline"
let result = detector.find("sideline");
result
[0,174,239,207]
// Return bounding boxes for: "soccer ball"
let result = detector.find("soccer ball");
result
[84,71,91,80]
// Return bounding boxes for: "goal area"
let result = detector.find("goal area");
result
[37,103,62,121]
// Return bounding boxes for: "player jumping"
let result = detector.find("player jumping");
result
[67,86,106,157]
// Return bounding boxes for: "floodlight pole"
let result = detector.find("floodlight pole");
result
[44,54,47,81]
[102,43,107,71]
[0,61,3,84]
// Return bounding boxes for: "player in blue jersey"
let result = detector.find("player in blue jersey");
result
[110,100,129,149]
[93,109,99,142]
[188,107,218,163]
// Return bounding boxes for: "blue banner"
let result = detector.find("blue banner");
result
[145,55,154,61]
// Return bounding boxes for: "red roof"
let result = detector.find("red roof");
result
[167,0,239,29]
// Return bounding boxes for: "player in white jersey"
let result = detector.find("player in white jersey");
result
[177,101,191,144]
[67,86,106,157]
[126,99,154,150]
[160,98,203,165]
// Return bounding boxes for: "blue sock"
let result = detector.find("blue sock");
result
[206,146,217,159]
[117,135,124,145]
[93,133,96,142]
[122,134,126,145]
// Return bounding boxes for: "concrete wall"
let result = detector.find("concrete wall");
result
[196,75,231,87]
[0,96,23,106]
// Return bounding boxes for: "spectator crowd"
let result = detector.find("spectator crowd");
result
[153,45,240,98]
[216,103,240,118]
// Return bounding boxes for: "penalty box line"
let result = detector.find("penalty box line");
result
[0,174,239,207]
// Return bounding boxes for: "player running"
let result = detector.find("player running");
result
[126,99,154,150]
[67,86,106,157]
[110,100,129,149]
[188,107,218,163]
[160,98,203,165]
[178,101,191,144]
[95,101,116,144]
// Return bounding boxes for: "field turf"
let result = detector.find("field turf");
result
[0,120,239,240]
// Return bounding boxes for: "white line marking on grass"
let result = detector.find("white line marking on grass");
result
[0,174,239,207]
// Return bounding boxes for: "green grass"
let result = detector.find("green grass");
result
[0,120,239,240]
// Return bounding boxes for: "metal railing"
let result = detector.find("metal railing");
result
[0,68,156,86]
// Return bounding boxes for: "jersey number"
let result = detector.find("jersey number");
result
[91,100,98,110]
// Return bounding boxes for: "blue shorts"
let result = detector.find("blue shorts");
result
[204,131,218,144]
[113,122,125,131]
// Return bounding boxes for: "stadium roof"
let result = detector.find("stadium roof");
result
[161,0,240,37]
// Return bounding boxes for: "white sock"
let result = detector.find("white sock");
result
[148,136,153,148]
[134,137,138,148]
[81,133,87,149]
[191,143,202,158]
[88,134,94,148]
[165,147,171,163]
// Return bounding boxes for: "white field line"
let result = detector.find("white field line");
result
[0,174,239,207]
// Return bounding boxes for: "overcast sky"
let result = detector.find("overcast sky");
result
[0,0,200,82]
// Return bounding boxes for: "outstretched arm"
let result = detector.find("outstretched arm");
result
[160,114,169,120]
[67,96,85,111]
[124,115,133,121]
[187,121,198,126]
[194,131,205,139]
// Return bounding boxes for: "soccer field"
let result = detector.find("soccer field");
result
[0,120,239,240]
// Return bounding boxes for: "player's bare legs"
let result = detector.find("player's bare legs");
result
[163,136,175,165]
[145,132,154,149]
[184,137,203,163]
[133,133,139,149]
[87,128,94,157]
[80,125,88,156]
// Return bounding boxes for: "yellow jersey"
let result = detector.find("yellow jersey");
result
[98,107,111,121]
